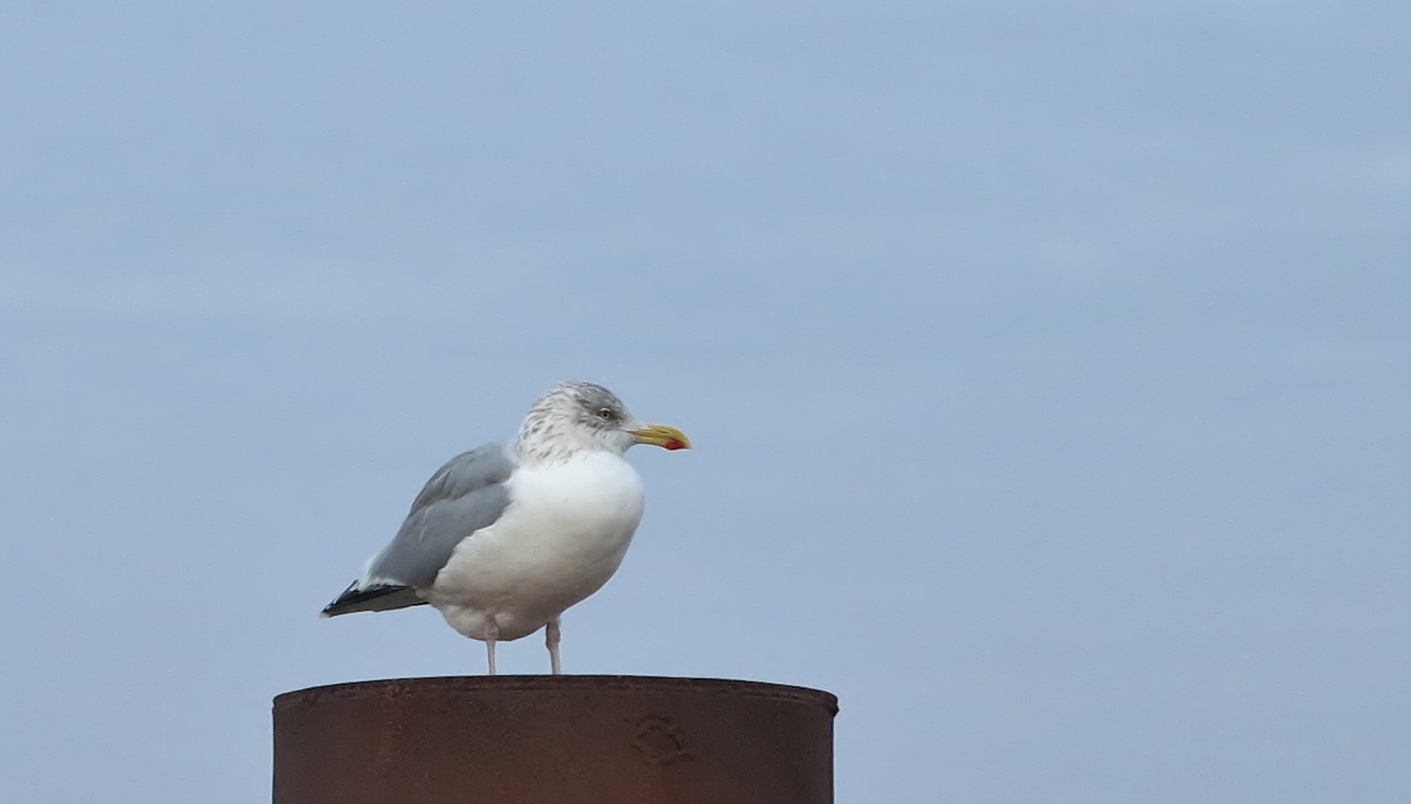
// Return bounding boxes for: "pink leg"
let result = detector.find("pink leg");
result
[485,619,499,676]
[546,617,562,676]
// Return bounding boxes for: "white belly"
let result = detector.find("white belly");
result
[427,451,645,641]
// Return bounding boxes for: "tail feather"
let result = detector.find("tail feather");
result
[321,582,426,617]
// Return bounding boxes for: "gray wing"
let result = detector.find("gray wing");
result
[321,443,514,616]
[368,443,515,586]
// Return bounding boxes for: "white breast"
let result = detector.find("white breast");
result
[427,451,646,641]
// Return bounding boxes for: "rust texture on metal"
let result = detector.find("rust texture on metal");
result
[273,675,838,804]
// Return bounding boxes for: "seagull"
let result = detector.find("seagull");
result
[321,381,690,675]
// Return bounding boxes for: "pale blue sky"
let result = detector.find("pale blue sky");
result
[3,3,1409,802]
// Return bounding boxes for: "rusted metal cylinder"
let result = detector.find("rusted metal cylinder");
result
[273,675,837,804]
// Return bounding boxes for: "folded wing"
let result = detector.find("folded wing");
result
[321,444,515,617]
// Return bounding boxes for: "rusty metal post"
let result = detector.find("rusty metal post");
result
[273,676,837,804]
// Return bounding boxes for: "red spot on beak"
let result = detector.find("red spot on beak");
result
[663,439,685,451]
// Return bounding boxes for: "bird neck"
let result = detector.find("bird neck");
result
[512,421,603,466]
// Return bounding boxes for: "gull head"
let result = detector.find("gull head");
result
[515,381,691,463]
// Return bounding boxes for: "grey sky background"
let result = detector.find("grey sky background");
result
[3,2,1409,802]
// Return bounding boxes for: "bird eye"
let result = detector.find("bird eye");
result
[596,408,615,420]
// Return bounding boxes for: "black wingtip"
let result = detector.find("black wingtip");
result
[321,582,426,617]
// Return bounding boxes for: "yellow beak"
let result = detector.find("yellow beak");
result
[628,423,691,451]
